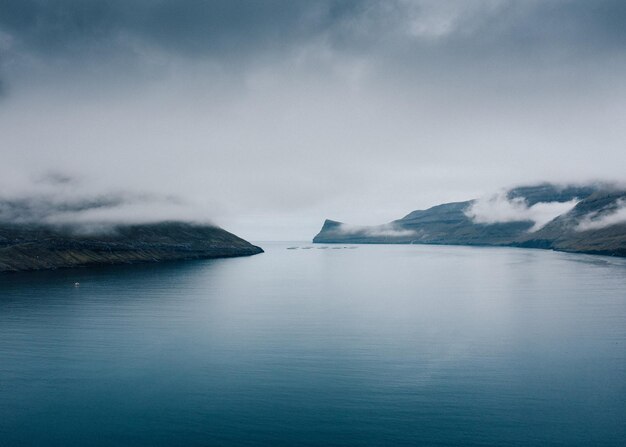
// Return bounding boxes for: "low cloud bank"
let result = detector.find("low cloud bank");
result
[577,199,626,231]
[0,173,213,233]
[337,223,415,238]
[465,192,579,231]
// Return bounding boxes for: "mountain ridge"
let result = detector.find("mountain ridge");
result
[313,183,626,257]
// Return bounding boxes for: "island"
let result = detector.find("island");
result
[313,183,626,257]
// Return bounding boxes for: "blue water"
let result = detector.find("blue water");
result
[1,243,625,446]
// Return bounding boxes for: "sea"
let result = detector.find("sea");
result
[1,242,625,446]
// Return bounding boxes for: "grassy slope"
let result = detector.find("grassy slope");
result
[0,222,263,272]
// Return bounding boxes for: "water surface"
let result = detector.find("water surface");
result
[1,243,625,446]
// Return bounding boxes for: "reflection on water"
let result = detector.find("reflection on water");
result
[1,243,625,446]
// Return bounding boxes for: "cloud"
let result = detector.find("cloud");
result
[0,173,214,232]
[337,223,415,238]
[2,0,626,85]
[0,1,625,240]
[465,192,579,231]
[577,199,626,231]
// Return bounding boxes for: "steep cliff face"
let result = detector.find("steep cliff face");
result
[0,222,263,272]
[313,183,626,257]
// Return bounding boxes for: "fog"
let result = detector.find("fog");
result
[577,199,626,231]
[465,193,579,231]
[1,1,625,240]
[335,223,416,238]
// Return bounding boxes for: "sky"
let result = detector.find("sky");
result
[0,0,625,241]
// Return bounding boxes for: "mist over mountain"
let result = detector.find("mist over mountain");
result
[313,183,626,257]
[0,175,262,272]
[0,172,217,232]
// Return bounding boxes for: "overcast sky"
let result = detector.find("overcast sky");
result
[1,0,625,240]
